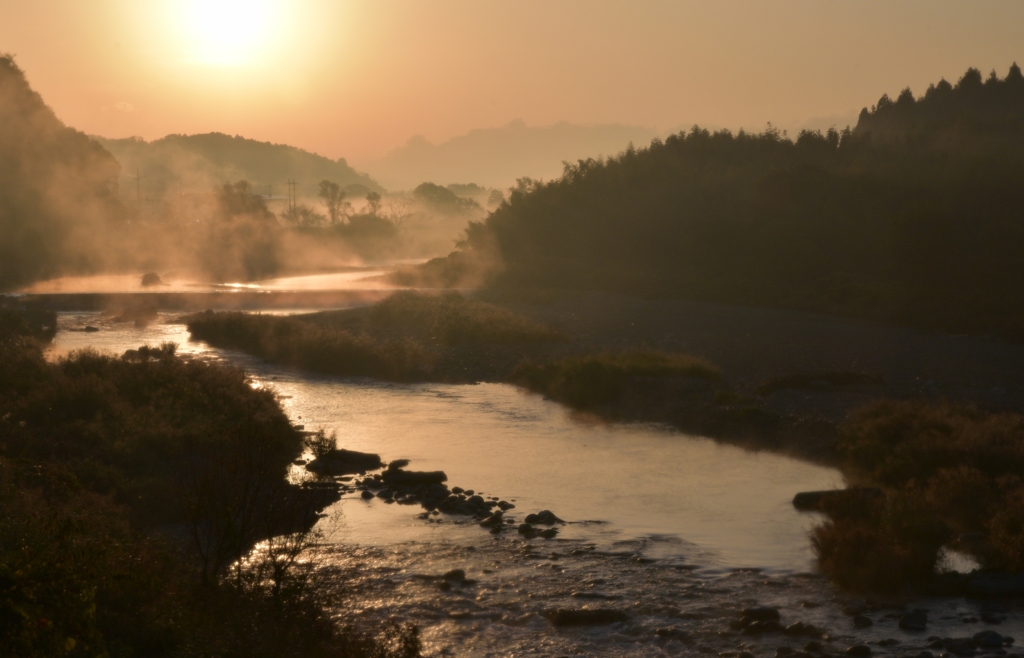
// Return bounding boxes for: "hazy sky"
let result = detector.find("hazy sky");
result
[1,1,1021,163]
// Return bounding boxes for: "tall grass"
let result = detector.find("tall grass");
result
[186,292,559,381]
[186,311,436,381]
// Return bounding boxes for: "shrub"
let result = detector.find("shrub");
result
[811,400,1024,588]
[0,311,421,656]
[811,491,948,592]
[512,350,720,409]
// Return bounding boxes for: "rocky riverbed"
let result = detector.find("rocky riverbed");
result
[299,451,1024,657]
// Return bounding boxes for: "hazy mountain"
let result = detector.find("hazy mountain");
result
[361,119,659,191]
[94,132,384,203]
[0,55,122,289]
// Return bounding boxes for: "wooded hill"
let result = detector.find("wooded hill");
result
[450,65,1024,339]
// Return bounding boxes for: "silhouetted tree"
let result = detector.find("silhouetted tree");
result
[365,191,382,216]
[317,179,350,225]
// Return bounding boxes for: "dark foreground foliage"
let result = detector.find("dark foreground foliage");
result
[434,65,1024,339]
[813,401,1024,591]
[511,351,720,410]
[0,307,420,657]
[185,291,559,381]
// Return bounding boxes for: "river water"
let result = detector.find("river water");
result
[50,310,1024,657]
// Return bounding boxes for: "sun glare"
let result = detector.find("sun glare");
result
[179,0,277,66]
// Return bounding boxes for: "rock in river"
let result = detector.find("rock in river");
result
[307,449,384,475]
[792,488,882,512]
[899,610,927,631]
[544,608,628,627]
[525,510,562,525]
[381,467,448,486]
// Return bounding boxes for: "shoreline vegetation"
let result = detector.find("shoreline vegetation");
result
[0,305,421,657]
[181,291,1024,594]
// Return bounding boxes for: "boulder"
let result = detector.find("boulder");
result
[793,488,882,512]
[742,607,781,623]
[846,645,871,657]
[899,610,928,631]
[784,622,822,637]
[307,449,384,475]
[381,468,447,486]
[544,608,628,627]
[525,510,562,525]
[480,512,504,528]
[742,620,782,635]
[974,630,1004,648]
[442,569,466,581]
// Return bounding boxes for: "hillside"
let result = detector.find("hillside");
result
[0,55,122,290]
[95,132,384,204]
[420,65,1024,339]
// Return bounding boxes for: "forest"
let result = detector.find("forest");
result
[428,65,1024,339]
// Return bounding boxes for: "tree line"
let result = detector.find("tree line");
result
[445,64,1024,339]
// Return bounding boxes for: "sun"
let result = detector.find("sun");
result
[179,0,277,66]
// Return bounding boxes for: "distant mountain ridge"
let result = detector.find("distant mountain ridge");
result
[362,119,659,191]
[94,132,384,201]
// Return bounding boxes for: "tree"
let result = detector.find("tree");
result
[365,191,382,216]
[317,180,350,225]
[283,203,327,228]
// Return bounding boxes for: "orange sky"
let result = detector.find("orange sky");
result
[1,1,1021,164]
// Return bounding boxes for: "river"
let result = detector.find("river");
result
[50,309,1024,657]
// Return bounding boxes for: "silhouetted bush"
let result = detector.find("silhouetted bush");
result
[812,399,1024,589]
[811,491,949,592]
[512,351,720,409]
[0,311,420,657]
